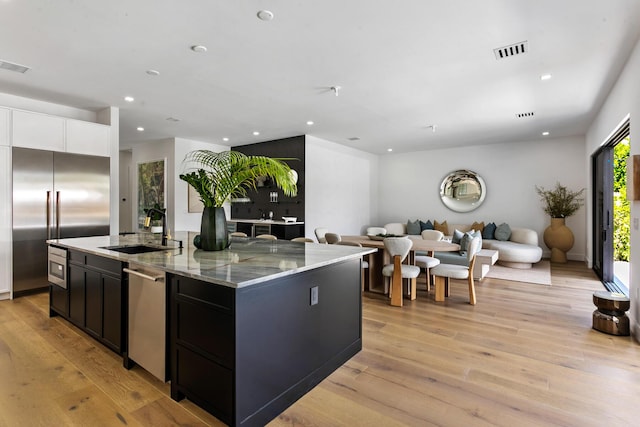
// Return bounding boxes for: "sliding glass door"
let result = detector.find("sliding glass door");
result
[592,147,613,282]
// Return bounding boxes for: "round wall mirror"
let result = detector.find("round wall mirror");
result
[439,169,486,212]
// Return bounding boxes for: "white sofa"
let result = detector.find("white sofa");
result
[381,222,543,269]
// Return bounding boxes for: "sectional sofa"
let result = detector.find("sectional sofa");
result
[380,221,543,269]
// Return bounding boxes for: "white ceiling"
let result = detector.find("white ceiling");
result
[1,0,639,154]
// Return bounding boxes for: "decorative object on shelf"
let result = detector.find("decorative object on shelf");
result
[440,169,486,212]
[536,182,585,263]
[180,150,297,251]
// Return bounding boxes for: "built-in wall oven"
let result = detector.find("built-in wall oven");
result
[47,246,67,288]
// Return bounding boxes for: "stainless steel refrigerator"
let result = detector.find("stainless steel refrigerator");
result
[12,147,110,294]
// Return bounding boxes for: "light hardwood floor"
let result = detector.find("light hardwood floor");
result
[1,261,639,426]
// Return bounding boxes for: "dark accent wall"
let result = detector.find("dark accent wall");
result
[231,136,305,221]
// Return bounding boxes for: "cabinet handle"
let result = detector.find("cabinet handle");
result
[123,268,165,282]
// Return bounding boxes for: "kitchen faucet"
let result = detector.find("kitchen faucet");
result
[144,207,168,246]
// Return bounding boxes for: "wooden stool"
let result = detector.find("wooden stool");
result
[592,291,630,336]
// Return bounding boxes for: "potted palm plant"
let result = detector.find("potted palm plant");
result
[535,182,584,263]
[180,150,297,250]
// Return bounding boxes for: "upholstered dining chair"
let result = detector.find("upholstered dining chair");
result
[337,240,369,290]
[291,237,314,243]
[324,232,342,244]
[414,230,443,291]
[430,235,481,305]
[256,234,277,240]
[381,237,420,307]
[366,226,387,236]
[230,231,247,238]
[314,227,328,243]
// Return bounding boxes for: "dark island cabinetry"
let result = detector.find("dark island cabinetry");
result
[169,258,362,427]
[60,250,126,354]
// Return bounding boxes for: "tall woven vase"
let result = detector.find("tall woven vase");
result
[200,206,229,251]
[543,217,574,263]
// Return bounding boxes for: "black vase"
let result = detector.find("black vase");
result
[200,206,229,251]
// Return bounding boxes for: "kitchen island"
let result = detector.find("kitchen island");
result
[48,232,374,427]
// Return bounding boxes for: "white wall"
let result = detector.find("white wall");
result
[305,135,378,239]
[173,138,230,232]
[586,36,640,340]
[377,136,587,260]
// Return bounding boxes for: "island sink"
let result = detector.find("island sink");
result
[100,244,166,254]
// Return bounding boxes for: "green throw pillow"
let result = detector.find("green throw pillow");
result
[406,220,421,235]
[494,223,511,241]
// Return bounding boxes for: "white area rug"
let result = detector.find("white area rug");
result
[485,260,551,285]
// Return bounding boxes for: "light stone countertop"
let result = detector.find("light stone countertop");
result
[48,231,374,289]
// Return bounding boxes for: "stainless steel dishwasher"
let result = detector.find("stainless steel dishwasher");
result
[124,263,167,381]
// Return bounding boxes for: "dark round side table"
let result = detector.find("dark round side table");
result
[592,291,630,336]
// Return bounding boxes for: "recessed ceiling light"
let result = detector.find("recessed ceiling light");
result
[387,148,393,152]
[146,69,160,76]
[542,131,550,136]
[257,10,274,21]
[253,131,260,136]
[136,127,144,132]
[223,137,229,142]
[306,121,314,126]
[124,96,134,102]
[540,73,552,81]
[190,45,208,53]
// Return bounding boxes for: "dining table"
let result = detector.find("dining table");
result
[341,235,460,306]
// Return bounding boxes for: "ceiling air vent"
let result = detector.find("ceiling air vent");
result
[494,41,528,60]
[516,112,535,118]
[0,59,31,73]
[348,137,361,141]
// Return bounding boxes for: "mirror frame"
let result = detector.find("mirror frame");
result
[439,169,486,213]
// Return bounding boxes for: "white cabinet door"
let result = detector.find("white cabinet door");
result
[66,119,111,157]
[0,146,11,298]
[12,110,65,151]
[0,108,9,146]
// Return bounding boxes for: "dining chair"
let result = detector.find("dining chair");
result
[414,230,443,291]
[230,231,247,238]
[337,241,369,290]
[366,226,387,236]
[314,227,328,243]
[430,236,481,305]
[324,232,342,244]
[381,237,420,307]
[256,234,277,240]
[291,237,314,243]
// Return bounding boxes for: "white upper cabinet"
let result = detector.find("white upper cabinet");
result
[12,110,65,151]
[66,119,111,157]
[0,108,8,146]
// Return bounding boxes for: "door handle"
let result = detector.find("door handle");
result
[46,191,51,240]
[123,268,165,282]
[55,191,61,239]
[602,230,607,242]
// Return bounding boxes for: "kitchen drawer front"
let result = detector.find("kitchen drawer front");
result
[173,275,233,312]
[174,345,233,425]
[174,297,234,367]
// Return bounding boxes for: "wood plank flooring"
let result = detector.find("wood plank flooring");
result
[1,261,638,426]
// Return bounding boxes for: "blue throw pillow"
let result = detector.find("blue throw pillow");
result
[460,231,482,256]
[482,222,496,239]
[420,220,434,231]
[406,219,421,235]
[459,232,473,256]
[494,223,512,241]
[452,229,464,244]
